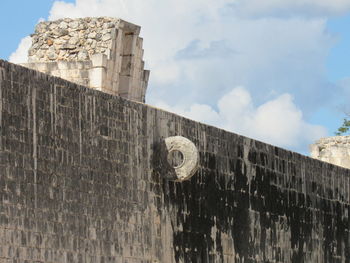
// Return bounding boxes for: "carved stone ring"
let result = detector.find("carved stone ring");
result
[164,136,199,182]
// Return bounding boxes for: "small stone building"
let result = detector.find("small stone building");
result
[310,135,350,169]
[22,17,149,102]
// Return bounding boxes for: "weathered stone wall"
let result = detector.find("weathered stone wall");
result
[21,17,149,102]
[27,17,121,62]
[310,136,350,169]
[0,60,350,263]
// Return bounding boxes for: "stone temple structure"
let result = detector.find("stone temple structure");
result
[310,136,350,169]
[22,17,149,102]
[0,17,350,263]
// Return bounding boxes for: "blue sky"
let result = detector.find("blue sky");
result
[327,15,350,81]
[1,0,350,154]
[0,1,70,59]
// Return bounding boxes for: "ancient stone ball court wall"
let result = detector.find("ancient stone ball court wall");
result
[0,60,349,262]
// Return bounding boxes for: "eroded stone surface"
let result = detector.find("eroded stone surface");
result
[1,60,350,262]
[310,135,350,168]
[164,136,199,181]
[28,17,120,62]
[22,17,150,102]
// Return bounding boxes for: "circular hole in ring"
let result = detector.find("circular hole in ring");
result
[167,150,185,168]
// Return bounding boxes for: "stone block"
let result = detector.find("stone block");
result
[89,67,106,90]
[91,53,108,68]
[120,55,135,76]
[119,75,131,93]
[122,34,137,55]
[143,70,150,82]
[57,61,69,70]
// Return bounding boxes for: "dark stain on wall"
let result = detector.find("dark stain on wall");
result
[160,132,350,262]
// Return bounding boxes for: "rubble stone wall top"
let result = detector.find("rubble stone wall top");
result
[28,17,140,62]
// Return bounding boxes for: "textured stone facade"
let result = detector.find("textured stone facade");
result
[310,136,350,169]
[21,17,149,102]
[0,60,350,262]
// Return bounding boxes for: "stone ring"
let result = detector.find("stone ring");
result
[164,136,199,182]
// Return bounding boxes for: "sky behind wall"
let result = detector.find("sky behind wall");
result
[1,0,350,154]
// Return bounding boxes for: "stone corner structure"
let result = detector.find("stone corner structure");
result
[21,17,150,103]
[310,135,350,169]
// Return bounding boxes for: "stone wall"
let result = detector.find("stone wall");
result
[0,60,350,262]
[310,136,350,169]
[22,17,149,102]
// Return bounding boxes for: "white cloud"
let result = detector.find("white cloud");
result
[47,0,341,110]
[230,0,350,17]
[151,62,181,86]
[9,36,31,64]
[156,87,327,151]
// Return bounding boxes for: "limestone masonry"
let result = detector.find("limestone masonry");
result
[1,18,350,263]
[310,136,350,169]
[22,17,149,102]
